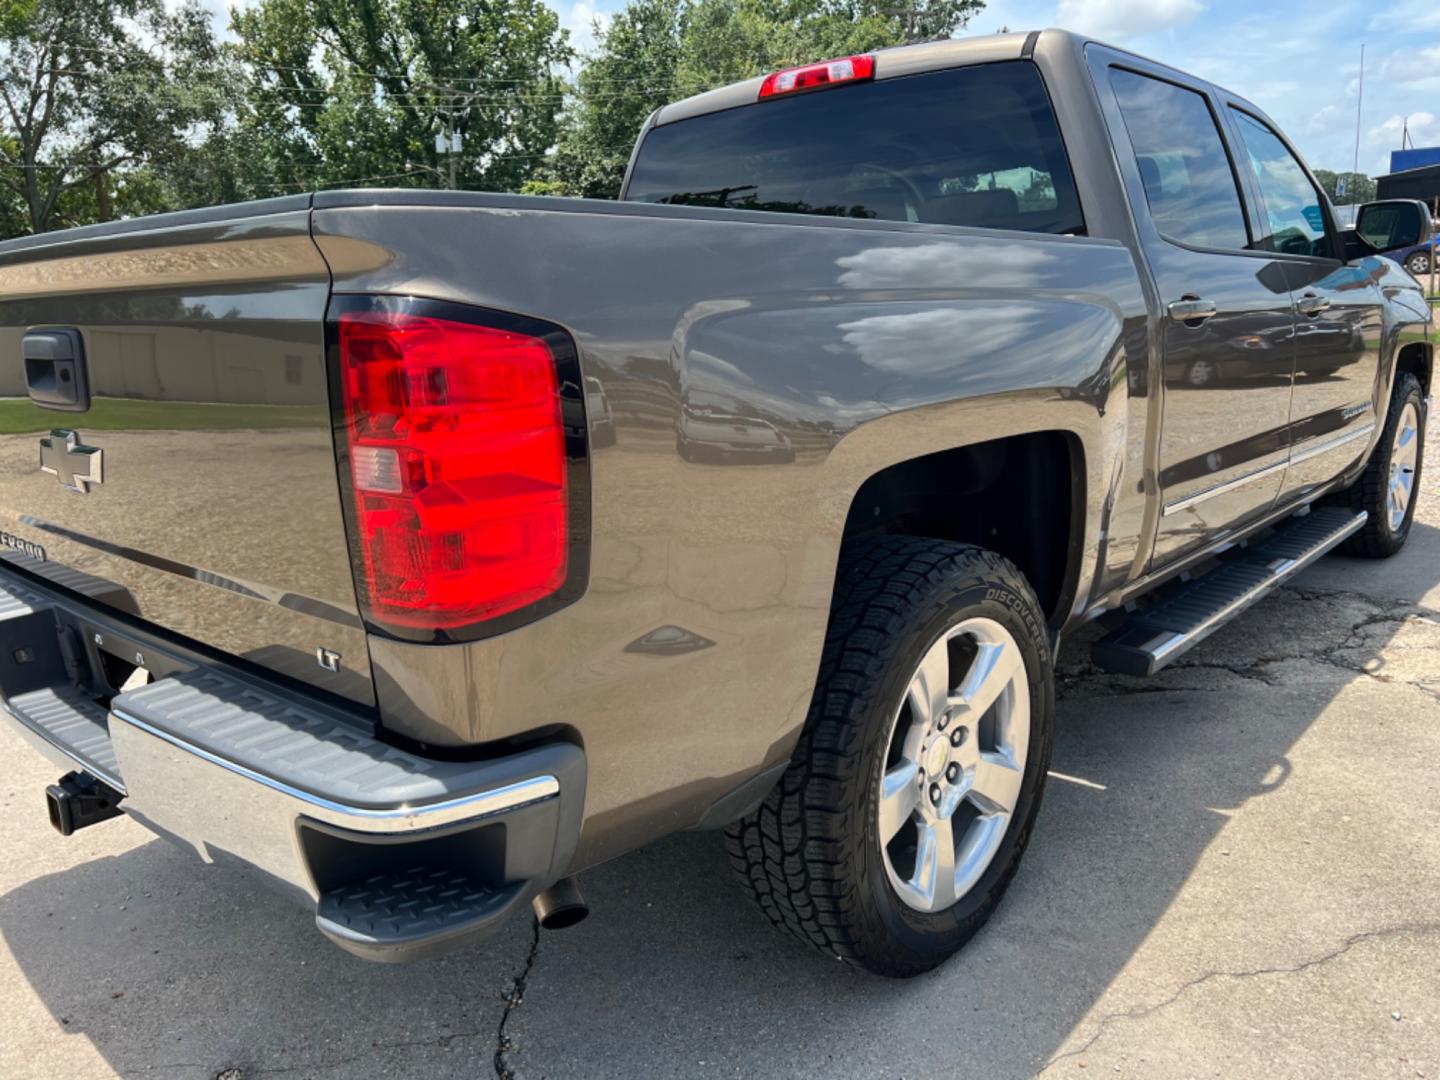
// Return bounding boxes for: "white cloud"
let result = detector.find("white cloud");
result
[1370,111,1440,150]
[1054,0,1204,41]
[559,0,609,57]
[1368,0,1440,32]
[1307,104,1346,137]
[1382,44,1440,85]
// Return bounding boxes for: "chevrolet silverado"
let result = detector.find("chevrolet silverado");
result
[0,29,1430,977]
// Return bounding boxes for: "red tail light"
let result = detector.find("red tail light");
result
[758,55,875,99]
[334,298,585,639]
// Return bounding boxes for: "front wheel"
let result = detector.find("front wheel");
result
[1405,252,1431,277]
[1328,372,1426,557]
[725,538,1054,977]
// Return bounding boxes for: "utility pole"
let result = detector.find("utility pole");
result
[435,116,461,190]
[448,100,457,190]
[1351,42,1365,206]
[422,81,467,190]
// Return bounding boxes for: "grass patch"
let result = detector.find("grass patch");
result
[0,397,328,435]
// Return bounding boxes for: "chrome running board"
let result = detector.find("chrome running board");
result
[1092,508,1367,677]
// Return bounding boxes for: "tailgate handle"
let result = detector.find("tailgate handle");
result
[23,329,90,412]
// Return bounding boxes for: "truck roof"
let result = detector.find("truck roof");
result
[651,28,1260,129]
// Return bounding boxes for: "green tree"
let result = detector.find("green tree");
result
[543,0,984,199]
[1314,169,1377,205]
[538,0,685,200]
[228,0,573,198]
[0,0,226,234]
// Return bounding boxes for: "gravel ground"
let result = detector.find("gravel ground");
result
[1,425,1438,1080]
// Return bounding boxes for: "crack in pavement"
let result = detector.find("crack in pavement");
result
[171,1022,496,1079]
[495,916,542,1080]
[1040,921,1440,1072]
[137,925,546,1080]
[1058,585,1440,702]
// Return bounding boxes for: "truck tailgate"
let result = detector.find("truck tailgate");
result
[0,198,372,706]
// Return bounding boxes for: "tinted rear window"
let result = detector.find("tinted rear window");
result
[624,61,1085,236]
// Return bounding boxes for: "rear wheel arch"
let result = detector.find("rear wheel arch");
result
[836,430,1086,626]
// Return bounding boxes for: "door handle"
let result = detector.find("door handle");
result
[1167,297,1218,324]
[1295,293,1331,317]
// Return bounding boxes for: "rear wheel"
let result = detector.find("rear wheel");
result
[1405,251,1431,277]
[1328,371,1425,557]
[725,537,1054,977]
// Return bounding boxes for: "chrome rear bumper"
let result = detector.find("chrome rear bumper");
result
[0,562,585,961]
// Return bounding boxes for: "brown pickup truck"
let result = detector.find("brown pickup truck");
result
[0,29,1430,976]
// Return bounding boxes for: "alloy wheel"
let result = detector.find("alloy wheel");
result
[1388,400,1421,532]
[878,617,1030,913]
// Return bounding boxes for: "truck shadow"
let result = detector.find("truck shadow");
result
[2,524,1438,1080]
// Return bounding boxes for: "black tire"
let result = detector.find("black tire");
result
[1327,371,1426,557]
[1405,253,1431,277]
[724,537,1054,978]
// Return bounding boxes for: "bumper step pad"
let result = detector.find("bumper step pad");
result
[7,686,123,791]
[1092,507,1367,677]
[316,867,522,962]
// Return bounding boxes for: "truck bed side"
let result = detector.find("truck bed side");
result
[311,192,1150,866]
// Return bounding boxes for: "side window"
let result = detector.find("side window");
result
[1108,67,1250,251]
[1229,109,1335,258]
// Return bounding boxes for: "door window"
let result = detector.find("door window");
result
[1229,109,1335,259]
[1108,67,1250,251]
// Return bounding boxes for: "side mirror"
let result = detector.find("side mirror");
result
[1353,199,1434,253]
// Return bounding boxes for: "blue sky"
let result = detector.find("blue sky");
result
[548,0,1440,177]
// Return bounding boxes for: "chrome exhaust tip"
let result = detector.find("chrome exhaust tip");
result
[532,876,588,930]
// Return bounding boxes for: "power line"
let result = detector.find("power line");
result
[20,69,692,109]
[10,37,700,89]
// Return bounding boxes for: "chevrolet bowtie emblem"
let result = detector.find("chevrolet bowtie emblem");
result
[39,429,104,494]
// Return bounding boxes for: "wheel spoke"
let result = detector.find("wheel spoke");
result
[953,639,1022,719]
[912,816,956,911]
[908,636,950,728]
[970,751,1024,816]
[1396,423,1417,458]
[878,760,921,842]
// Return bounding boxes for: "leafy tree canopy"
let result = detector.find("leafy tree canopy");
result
[0,0,225,233]
[226,0,573,198]
[1313,169,1378,206]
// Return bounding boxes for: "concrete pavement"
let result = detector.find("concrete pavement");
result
[1,445,1438,1079]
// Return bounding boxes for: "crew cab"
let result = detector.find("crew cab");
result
[0,29,1430,976]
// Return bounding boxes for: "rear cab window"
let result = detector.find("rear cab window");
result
[624,61,1085,236]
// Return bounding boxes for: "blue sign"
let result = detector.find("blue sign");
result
[1337,177,1346,197]
[1391,147,1440,174]
[1302,204,1324,231]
